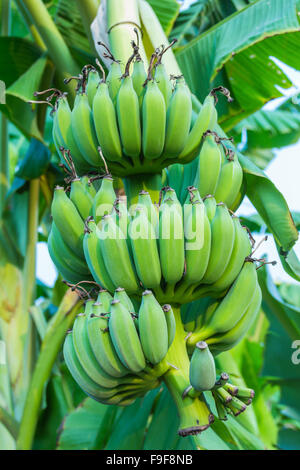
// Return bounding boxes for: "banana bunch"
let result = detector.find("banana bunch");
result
[63,288,176,405]
[49,41,233,178]
[166,131,243,211]
[186,261,261,354]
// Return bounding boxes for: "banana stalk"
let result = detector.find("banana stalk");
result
[162,307,214,436]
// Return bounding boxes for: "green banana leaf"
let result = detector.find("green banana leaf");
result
[15,138,51,180]
[174,0,300,128]
[146,0,180,36]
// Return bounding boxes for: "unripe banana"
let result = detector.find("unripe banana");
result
[142,79,166,159]
[211,217,252,292]
[116,74,141,159]
[72,313,120,388]
[92,175,116,224]
[137,190,159,229]
[63,333,119,401]
[189,341,216,391]
[162,304,176,347]
[164,77,192,158]
[92,81,123,163]
[183,186,202,223]
[199,261,258,339]
[214,154,243,209]
[87,312,129,377]
[81,176,96,199]
[97,289,113,312]
[159,195,185,284]
[129,207,161,288]
[83,219,116,292]
[132,58,147,109]
[51,222,89,275]
[86,68,100,107]
[184,201,211,284]
[161,186,182,215]
[54,95,90,172]
[109,299,146,372]
[51,186,85,257]
[201,203,235,284]
[208,283,261,352]
[70,178,93,220]
[107,61,122,104]
[99,214,140,294]
[114,287,135,313]
[194,134,222,198]
[138,290,169,364]
[154,62,172,108]
[203,195,216,222]
[48,229,88,284]
[71,93,101,167]
[179,93,217,163]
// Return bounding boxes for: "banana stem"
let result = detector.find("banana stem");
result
[162,306,213,437]
[123,173,162,205]
[0,406,19,440]
[14,0,46,50]
[16,290,82,450]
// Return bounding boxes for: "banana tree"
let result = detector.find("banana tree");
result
[0,0,299,451]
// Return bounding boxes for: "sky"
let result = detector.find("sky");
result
[36,12,300,288]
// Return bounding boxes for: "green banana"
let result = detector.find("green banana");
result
[189,341,216,391]
[87,312,129,377]
[214,153,243,209]
[154,62,172,108]
[109,300,146,372]
[92,175,116,224]
[51,222,89,275]
[178,92,217,163]
[72,313,121,388]
[199,261,258,339]
[51,186,85,257]
[142,79,166,159]
[54,95,90,172]
[107,60,122,104]
[194,133,222,198]
[159,194,185,284]
[114,287,135,313]
[70,178,93,220]
[81,176,97,198]
[208,283,262,352]
[132,58,147,109]
[203,195,216,222]
[211,217,252,292]
[184,201,211,284]
[63,333,120,402]
[201,203,235,284]
[163,77,192,158]
[92,80,123,163]
[129,207,161,288]
[162,304,176,347]
[137,190,159,229]
[48,229,88,284]
[86,68,100,107]
[99,214,140,294]
[138,290,169,364]
[97,289,113,312]
[71,93,101,167]
[116,73,141,159]
[83,218,116,292]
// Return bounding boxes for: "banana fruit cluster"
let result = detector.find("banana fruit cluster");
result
[63,288,175,405]
[184,261,261,354]
[166,131,243,211]
[51,43,231,177]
